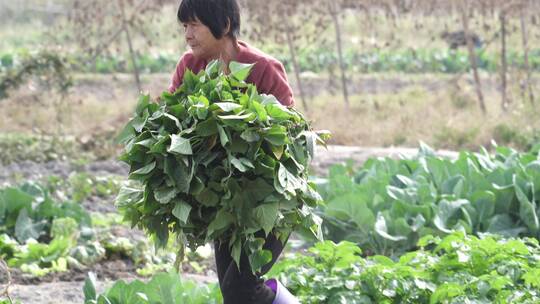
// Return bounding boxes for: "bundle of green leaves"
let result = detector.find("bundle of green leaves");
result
[116,60,328,273]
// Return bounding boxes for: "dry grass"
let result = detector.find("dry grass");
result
[0,73,170,136]
[0,73,538,152]
[297,74,540,151]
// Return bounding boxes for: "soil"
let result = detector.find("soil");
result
[0,145,457,185]
[0,145,456,304]
[0,159,128,187]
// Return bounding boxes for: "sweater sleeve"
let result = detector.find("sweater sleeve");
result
[168,56,187,93]
[256,59,295,107]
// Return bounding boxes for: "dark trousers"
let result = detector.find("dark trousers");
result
[214,232,286,304]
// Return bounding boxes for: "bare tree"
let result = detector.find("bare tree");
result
[499,9,508,110]
[118,0,141,91]
[243,0,331,111]
[459,0,487,114]
[328,0,350,107]
[67,0,169,93]
[519,0,535,105]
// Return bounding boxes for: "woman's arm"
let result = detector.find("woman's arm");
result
[255,59,295,107]
[168,56,187,93]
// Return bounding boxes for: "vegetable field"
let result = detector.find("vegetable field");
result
[2,0,540,303]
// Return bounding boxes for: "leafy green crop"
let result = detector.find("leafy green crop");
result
[116,60,328,274]
[84,271,222,304]
[0,133,83,166]
[45,173,122,204]
[0,180,211,278]
[269,233,540,303]
[0,182,92,276]
[0,299,22,304]
[0,182,91,244]
[317,144,540,256]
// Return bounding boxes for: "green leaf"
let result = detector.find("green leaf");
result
[244,178,275,203]
[486,214,524,237]
[277,164,302,192]
[249,249,272,273]
[207,210,234,238]
[168,134,193,155]
[264,125,288,146]
[301,131,316,160]
[205,59,221,77]
[217,124,229,147]
[430,283,464,304]
[164,156,192,194]
[196,119,218,136]
[115,121,136,145]
[135,94,150,115]
[230,137,249,153]
[189,176,205,195]
[514,179,539,232]
[374,213,406,241]
[132,162,156,176]
[265,103,293,121]
[214,102,242,112]
[15,209,45,243]
[97,295,113,304]
[132,115,148,133]
[1,187,33,217]
[169,104,187,118]
[471,190,495,226]
[270,145,284,160]
[441,175,464,196]
[231,240,242,270]
[433,199,469,233]
[327,193,375,232]
[240,130,260,142]
[254,203,279,236]
[154,187,177,205]
[102,279,147,304]
[84,272,98,301]
[172,200,192,224]
[251,101,268,122]
[230,157,254,173]
[163,113,182,130]
[195,189,219,207]
[523,269,540,288]
[135,137,157,148]
[149,136,170,154]
[229,61,254,81]
[218,113,253,120]
[183,70,199,92]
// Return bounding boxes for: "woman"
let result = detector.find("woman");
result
[169,0,294,108]
[169,0,298,303]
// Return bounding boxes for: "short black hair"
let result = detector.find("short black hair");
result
[177,0,241,39]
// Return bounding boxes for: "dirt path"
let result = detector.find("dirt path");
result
[0,145,456,185]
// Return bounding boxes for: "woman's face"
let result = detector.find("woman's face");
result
[182,18,222,60]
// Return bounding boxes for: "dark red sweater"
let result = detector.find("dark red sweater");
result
[168,40,294,107]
